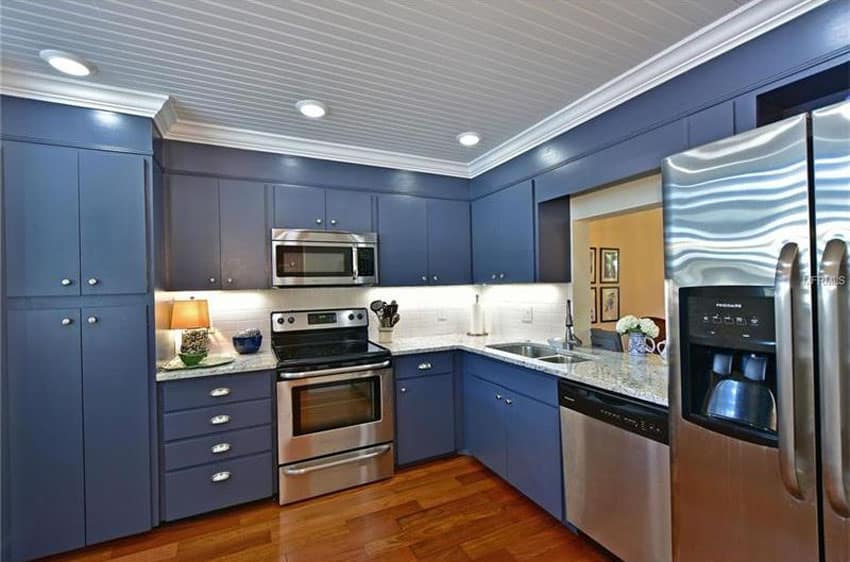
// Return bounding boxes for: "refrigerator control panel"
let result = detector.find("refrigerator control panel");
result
[686,292,775,350]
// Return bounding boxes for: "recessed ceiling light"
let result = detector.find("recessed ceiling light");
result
[457,132,481,147]
[39,49,96,77]
[296,100,327,119]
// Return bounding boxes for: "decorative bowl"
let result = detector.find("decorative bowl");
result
[179,352,207,366]
[232,333,262,354]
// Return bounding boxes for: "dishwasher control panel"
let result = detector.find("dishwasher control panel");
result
[559,380,669,444]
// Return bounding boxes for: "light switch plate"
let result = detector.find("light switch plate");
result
[437,309,448,322]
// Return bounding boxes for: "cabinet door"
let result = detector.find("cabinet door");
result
[396,374,456,465]
[3,142,80,296]
[493,182,535,283]
[326,190,373,232]
[463,374,507,478]
[377,194,428,285]
[79,150,148,295]
[687,101,734,148]
[82,304,151,544]
[167,175,221,290]
[427,199,471,285]
[220,180,268,289]
[471,190,501,283]
[506,393,563,520]
[273,184,326,229]
[7,308,85,561]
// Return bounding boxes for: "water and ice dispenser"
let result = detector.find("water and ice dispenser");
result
[679,287,778,446]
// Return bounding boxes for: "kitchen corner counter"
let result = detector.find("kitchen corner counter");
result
[156,351,277,382]
[381,335,669,407]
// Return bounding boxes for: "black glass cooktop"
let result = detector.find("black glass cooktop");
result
[273,339,390,371]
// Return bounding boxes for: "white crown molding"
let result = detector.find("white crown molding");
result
[0,68,171,118]
[164,120,471,177]
[466,0,831,177]
[0,0,827,178]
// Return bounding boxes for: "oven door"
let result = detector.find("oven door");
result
[272,242,377,286]
[277,361,393,463]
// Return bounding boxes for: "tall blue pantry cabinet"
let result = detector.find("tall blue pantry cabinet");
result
[1,97,156,562]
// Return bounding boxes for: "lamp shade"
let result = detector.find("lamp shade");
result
[170,299,210,330]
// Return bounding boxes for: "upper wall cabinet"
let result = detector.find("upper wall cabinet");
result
[273,185,373,232]
[167,176,268,291]
[3,141,149,297]
[471,181,535,284]
[377,195,471,286]
[687,101,734,148]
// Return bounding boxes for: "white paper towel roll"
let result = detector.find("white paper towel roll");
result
[468,294,487,336]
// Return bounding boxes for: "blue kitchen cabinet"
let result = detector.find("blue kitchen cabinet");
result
[167,175,222,290]
[7,308,85,562]
[3,142,80,297]
[220,180,269,289]
[505,392,563,520]
[464,373,508,479]
[427,199,471,284]
[395,374,456,465]
[79,150,149,295]
[377,194,429,285]
[82,304,151,544]
[471,181,535,283]
[326,189,373,232]
[687,101,734,148]
[273,184,326,229]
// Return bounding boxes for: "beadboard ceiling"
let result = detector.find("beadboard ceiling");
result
[0,0,827,177]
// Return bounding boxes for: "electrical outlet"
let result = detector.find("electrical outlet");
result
[437,309,448,322]
[522,306,533,324]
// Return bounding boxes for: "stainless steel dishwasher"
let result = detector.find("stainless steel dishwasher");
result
[559,379,671,562]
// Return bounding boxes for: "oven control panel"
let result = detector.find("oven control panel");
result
[272,308,367,332]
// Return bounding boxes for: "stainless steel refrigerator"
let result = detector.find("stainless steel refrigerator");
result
[663,99,849,562]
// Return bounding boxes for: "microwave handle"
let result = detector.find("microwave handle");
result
[353,246,359,279]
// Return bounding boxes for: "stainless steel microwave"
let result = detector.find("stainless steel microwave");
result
[271,229,378,287]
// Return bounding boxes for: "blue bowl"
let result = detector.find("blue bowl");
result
[232,334,262,354]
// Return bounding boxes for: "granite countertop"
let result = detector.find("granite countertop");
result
[156,335,668,407]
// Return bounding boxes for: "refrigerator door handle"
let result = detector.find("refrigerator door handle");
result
[775,242,805,499]
[819,238,850,516]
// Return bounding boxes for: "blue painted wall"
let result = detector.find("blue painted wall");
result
[162,140,470,200]
[470,0,850,199]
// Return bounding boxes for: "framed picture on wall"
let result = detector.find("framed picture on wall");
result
[600,248,620,283]
[600,286,620,322]
[590,247,597,284]
[590,287,597,323]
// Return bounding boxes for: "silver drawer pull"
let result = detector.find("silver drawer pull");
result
[210,471,231,483]
[209,387,231,398]
[211,443,231,454]
[61,278,72,286]
[210,414,230,425]
[417,362,432,370]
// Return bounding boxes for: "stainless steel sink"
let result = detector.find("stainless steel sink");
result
[486,342,557,358]
[538,354,590,365]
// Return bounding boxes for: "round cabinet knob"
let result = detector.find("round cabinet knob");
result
[330,219,337,226]
[61,318,73,326]
[499,273,505,280]
[400,387,407,393]
[496,394,502,401]
[226,278,233,284]
[432,275,438,282]
[315,218,323,225]
[87,316,98,324]
[87,278,99,286]
[209,277,216,283]
[505,399,513,406]
[421,275,427,282]
[61,278,72,286]
[491,274,497,280]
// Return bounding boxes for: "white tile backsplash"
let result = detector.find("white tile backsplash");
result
[155,283,572,360]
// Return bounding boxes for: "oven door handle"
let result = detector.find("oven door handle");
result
[281,444,392,476]
[279,360,391,380]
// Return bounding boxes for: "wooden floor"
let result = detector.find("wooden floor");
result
[46,456,612,562]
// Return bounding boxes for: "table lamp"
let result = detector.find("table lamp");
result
[170,298,211,365]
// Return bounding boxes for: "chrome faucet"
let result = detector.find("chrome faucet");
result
[564,299,582,350]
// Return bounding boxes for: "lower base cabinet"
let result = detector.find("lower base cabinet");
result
[463,359,563,520]
[395,373,456,465]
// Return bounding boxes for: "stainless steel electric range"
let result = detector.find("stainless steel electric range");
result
[272,308,394,505]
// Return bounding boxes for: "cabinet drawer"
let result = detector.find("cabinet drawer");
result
[464,354,557,406]
[161,371,272,412]
[163,425,272,471]
[162,399,272,442]
[162,452,273,521]
[395,352,453,379]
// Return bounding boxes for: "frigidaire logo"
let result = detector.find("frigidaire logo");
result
[715,303,743,309]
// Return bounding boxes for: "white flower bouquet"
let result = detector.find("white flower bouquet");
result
[615,315,660,338]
